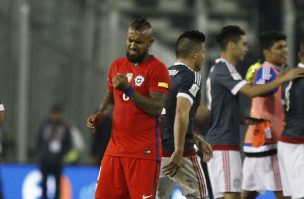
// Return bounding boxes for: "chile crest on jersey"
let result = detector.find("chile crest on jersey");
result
[134,75,145,86]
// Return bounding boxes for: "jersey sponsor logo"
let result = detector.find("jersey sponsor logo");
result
[134,75,145,86]
[169,69,178,76]
[189,83,200,97]
[158,82,168,88]
[142,194,152,199]
[126,73,133,82]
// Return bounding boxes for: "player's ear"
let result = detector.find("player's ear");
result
[226,41,236,52]
[193,49,199,59]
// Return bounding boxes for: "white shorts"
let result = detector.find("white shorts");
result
[278,141,304,199]
[157,155,208,199]
[207,150,242,198]
[242,155,282,193]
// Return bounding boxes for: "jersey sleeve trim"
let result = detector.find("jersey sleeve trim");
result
[0,104,4,111]
[177,93,194,105]
[231,80,247,95]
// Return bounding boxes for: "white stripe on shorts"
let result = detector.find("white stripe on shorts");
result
[191,156,208,197]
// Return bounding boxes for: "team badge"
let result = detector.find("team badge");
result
[233,179,241,189]
[134,75,145,86]
[126,73,133,82]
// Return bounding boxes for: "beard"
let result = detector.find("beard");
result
[126,51,147,64]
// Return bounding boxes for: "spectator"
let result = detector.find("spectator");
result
[0,101,4,125]
[64,125,85,165]
[37,104,71,199]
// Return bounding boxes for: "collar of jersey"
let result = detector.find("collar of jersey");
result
[174,61,193,71]
[298,63,304,68]
[215,58,236,69]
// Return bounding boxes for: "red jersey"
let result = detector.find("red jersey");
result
[105,55,170,160]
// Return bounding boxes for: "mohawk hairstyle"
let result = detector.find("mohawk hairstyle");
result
[129,18,152,32]
[176,30,206,58]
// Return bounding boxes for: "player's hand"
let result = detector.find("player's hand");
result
[86,112,103,133]
[242,116,267,125]
[196,137,213,162]
[278,67,304,82]
[163,150,183,177]
[112,73,129,91]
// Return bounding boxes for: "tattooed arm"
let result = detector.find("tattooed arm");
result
[129,91,167,116]
[112,73,167,116]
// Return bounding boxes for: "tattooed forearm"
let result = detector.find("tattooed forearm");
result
[130,91,167,116]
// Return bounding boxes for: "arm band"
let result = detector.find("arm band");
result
[124,85,135,97]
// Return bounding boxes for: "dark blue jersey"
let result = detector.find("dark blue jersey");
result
[161,63,202,152]
[205,59,247,147]
[284,64,304,138]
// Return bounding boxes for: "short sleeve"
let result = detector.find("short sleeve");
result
[176,72,200,105]
[254,66,278,94]
[212,63,247,95]
[149,62,170,94]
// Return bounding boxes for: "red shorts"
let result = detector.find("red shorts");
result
[95,155,160,199]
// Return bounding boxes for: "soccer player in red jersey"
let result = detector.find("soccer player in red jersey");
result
[87,18,170,199]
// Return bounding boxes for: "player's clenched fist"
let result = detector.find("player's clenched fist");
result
[112,73,129,91]
[86,112,104,133]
